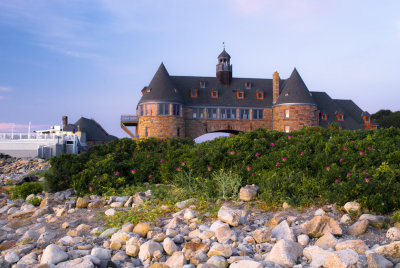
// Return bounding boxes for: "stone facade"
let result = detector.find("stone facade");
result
[273,105,318,132]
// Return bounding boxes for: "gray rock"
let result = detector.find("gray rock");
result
[374,241,400,263]
[215,224,236,243]
[239,185,258,202]
[91,247,111,260]
[272,220,295,241]
[297,234,310,246]
[5,252,20,264]
[344,201,361,214]
[165,251,187,267]
[40,244,69,265]
[314,232,338,249]
[138,240,163,262]
[359,214,387,228]
[231,260,263,268]
[217,206,241,227]
[325,249,359,267]
[387,227,400,241]
[265,239,303,267]
[207,255,228,268]
[55,256,94,268]
[366,252,393,268]
[163,237,179,255]
[348,220,369,236]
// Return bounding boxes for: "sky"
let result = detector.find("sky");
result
[0,0,399,138]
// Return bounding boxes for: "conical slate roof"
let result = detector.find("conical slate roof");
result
[64,117,118,141]
[274,68,316,106]
[218,49,231,59]
[138,63,184,104]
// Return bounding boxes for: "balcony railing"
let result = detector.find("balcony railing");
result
[121,115,138,123]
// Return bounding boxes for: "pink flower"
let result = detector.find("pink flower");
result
[160,158,164,163]
[237,152,241,155]
[360,151,364,155]
[229,150,235,155]
[131,169,136,174]
[301,151,304,156]
[115,171,119,176]
[148,174,153,178]
[326,166,331,171]
[251,173,255,176]
[363,172,369,175]
[335,179,339,183]
[89,186,93,191]
[255,152,260,157]
[271,143,275,147]
[181,162,186,166]
[343,146,347,150]
[347,173,351,177]
[246,166,252,171]
[364,178,370,183]
[276,162,280,166]
[147,154,150,158]
[282,157,287,161]
[288,135,292,139]
[176,167,181,171]
[340,158,343,162]
[207,166,212,171]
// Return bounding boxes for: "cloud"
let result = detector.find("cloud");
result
[38,44,108,61]
[0,123,48,132]
[0,86,11,92]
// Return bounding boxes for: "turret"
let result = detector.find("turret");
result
[216,49,232,85]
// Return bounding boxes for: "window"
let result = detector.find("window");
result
[285,93,289,96]
[220,108,237,120]
[211,90,218,98]
[158,103,170,115]
[338,114,344,121]
[192,108,205,119]
[256,92,264,99]
[321,113,327,120]
[200,81,206,88]
[145,127,149,137]
[245,82,252,89]
[284,109,290,119]
[140,105,143,116]
[253,109,263,120]
[190,89,198,98]
[239,109,250,120]
[237,91,244,99]
[284,126,290,133]
[207,108,218,119]
[172,104,180,116]
[365,116,370,122]
[177,128,180,137]
[144,104,153,116]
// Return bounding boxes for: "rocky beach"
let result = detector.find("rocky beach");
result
[1,157,400,268]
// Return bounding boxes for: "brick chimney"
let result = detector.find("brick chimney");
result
[62,116,68,128]
[273,71,280,104]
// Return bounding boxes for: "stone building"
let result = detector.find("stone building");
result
[121,49,376,139]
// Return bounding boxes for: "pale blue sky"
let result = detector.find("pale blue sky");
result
[1,0,399,137]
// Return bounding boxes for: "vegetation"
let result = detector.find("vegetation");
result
[27,196,42,206]
[372,109,400,129]
[45,126,400,213]
[10,182,43,200]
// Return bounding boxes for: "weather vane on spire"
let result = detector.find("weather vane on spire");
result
[222,42,225,50]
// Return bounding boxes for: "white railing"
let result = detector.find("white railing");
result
[121,115,138,123]
[0,133,76,141]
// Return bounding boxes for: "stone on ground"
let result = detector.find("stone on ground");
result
[387,227,400,241]
[344,201,361,214]
[76,197,89,208]
[217,206,241,227]
[325,249,359,268]
[374,241,400,263]
[347,220,369,236]
[315,232,338,249]
[215,224,236,243]
[239,185,258,202]
[265,239,303,267]
[335,239,368,254]
[138,240,163,262]
[301,216,342,238]
[165,251,187,268]
[366,252,394,268]
[133,222,153,237]
[272,220,295,241]
[91,247,111,260]
[230,260,263,268]
[40,244,69,265]
[208,244,232,258]
[253,227,272,243]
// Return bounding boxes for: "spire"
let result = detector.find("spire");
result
[274,68,316,106]
[138,63,183,104]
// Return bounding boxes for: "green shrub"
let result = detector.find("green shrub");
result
[212,170,242,200]
[11,182,43,200]
[27,196,42,206]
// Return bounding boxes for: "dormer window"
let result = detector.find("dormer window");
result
[285,93,289,96]
[245,82,252,89]
[337,114,344,121]
[237,91,244,99]
[321,113,327,121]
[200,81,206,88]
[190,89,198,98]
[211,90,218,98]
[256,92,264,100]
[365,116,370,122]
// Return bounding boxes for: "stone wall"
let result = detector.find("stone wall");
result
[273,105,318,132]
[138,116,185,139]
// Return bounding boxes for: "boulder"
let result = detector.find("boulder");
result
[207,244,232,258]
[359,214,387,228]
[184,209,197,221]
[215,224,236,243]
[206,255,228,268]
[76,197,89,208]
[335,239,368,254]
[374,241,400,263]
[5,252,19,264]
[126,244,140,257]
[230,260,263,268]
[121,222,134,233]
[110,202,124,208]
[87,199,106,209]
[239,185,258,201]
[165,217,182,229]
[104,208,116,216]
[297,234,310,246]
[40,244,69,265]
[301,216,342,238]
[253,227,272,243]
[366,252,394,268]
[343,201,361,214]
[163,237,178,255]
[139,240,163,262]
[217,206,241,227]
[272,220,295,241]
[303,245,332,267]
[133,192,149,204]
[325,249,359,268]
[91,247,111,260]
[315,232,338,249]
[347,220,369,236]
[266,239,303,267]
[133,222,153,237]
[54,257,94,268]
[340,214,352,225]
[165,251,187,268]
[387,227,400,241]
[266,216,283,229]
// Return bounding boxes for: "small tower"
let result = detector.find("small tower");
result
[216,49,232,85]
